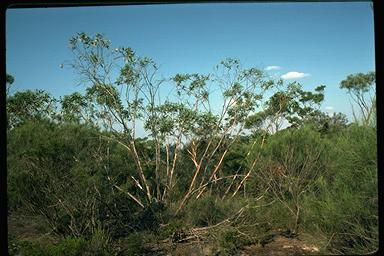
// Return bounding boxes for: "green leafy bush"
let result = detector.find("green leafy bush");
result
[9,236,88,256]
[86,226,111,255]
[157,218,185,239]
[51,237,88,256]
[117,232,156,256]
[217,226,251,255]
[301,124,378,254]
[247,126,332,233]
[186,194,230,227]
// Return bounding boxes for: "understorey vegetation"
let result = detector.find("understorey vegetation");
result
[7,33,377,255]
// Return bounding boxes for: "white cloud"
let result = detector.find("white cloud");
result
[265,65,282,71]
[281,71,311,80]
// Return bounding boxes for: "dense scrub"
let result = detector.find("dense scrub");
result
[7,121,377,255]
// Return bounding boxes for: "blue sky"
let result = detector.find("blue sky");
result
[6,2,375,120]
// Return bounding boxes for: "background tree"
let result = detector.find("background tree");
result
[6,89,57,130]
[245,81,326,134]
[6,73,15,95]
[340,72,375,126]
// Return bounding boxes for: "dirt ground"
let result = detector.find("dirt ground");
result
[8,213,57,242]
[240,235,320,256]
[8,213,322,255]
[150,234,321,256]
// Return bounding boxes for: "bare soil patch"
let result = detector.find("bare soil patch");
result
[148,234,320,256]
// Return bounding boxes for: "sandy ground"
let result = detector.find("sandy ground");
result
[150,234,321,256]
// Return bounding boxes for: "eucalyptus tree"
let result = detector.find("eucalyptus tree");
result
[67,32,167,206]
[67,34,273,212]
[170,59,273,212]
[6,73,14,95]
[245,81,326,134]
[340,71,376,126]
[66,33,331,215]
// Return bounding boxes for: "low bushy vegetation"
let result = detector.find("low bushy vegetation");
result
[7,122,377,255]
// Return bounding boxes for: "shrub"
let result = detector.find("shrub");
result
[14,240,52,256]
[301,124,378,254]
[7,120,142,238]
[248,126,331,233]
[9,236,88,256]
[51,236,88,256]
[186,194,232,227]
[157,218,185,239]
[86,226,111,255]
[117,232,156,256]
[216,226,251,255]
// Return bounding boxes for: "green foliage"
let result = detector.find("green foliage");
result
[86,83,122,109]
[8,235,21,256]
[117,232,156,256]
[7,120,141,238]
[221,137,249,175]
[51,237,88,256]
[244,111,266,130]
[256,126,330,182]
[13,240,52,256]
[6,73,15,84]
[301,124,377,254]
[9,237,88,256]
[340,72,375,92]
[60,92,89,123]
[6,89,57,129]
[217,226,251,254]
[340,72,376,125]
[9,234,114,256]
[6,73,15,94]
[305,111,349,135]
[250,200,294,231]
[157,218,185,239]
[245,81,326,133]
[246,126,332,233]
[186,194,237,227]
[187,195,224,226]
[173,73,210,98]
[86,226,112,255]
